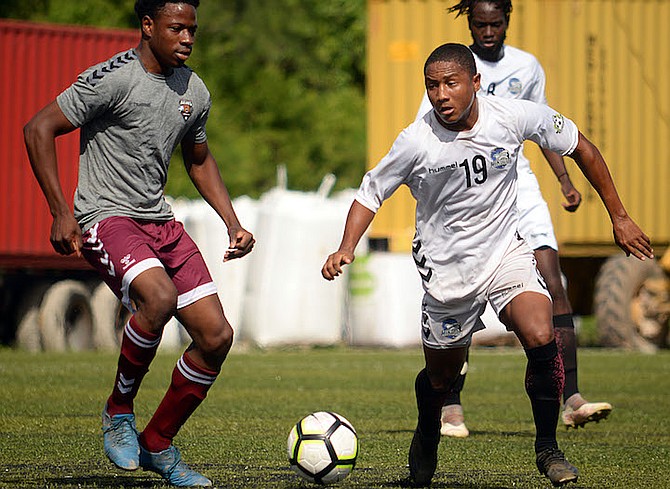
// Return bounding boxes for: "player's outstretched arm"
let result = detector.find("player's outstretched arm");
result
[540,146,582,212]
[322,201,375,281]
[182,139,255,261]
[23,101,82,256]
[569,132,653,260]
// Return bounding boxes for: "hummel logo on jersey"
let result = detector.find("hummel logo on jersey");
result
[500,282,524,298]
[120,254,136,271]
[117,373,135,395]
[428,162,458,174]
[179,99,193,121]
[553,114,565,133]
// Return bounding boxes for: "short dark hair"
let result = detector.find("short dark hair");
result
[424,43,477,77]
[448,0,513,23]
[134,0,200,21]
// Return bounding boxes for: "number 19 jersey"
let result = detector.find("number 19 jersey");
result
[355,96,578,303]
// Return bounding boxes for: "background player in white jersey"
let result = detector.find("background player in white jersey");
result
[24,1,254,486]
[415,0,612,437]
[323,43,652,487]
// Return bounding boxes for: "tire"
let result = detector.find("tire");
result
[594,255,669,352]
[14,284,50,352]
[91,282,127,350]
[39,280,94,352]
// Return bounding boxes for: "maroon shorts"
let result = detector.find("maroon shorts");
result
[82,216,217,312]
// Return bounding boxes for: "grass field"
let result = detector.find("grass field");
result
[0,346,668,489]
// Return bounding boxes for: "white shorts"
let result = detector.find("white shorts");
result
[420,236,551,349]
[517,187,558,251]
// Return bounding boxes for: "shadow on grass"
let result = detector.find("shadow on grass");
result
[45,475,157,487]
[383,476,522,489]
[382,428,534,439]
[468,430,534,438]
[383,471,588,489]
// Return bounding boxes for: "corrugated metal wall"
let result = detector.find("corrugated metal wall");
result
[0,20,138,268]
[367,0,670,254]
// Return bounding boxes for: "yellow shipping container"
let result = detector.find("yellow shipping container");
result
[367,0,670,256]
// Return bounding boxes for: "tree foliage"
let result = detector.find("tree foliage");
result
[4,0,366,198]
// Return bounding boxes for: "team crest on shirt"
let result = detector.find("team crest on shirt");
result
[490,147,511,169]
[553,113,565,133]
[441,318,461,339]
[508,77,522,95]
[178,99,193,121]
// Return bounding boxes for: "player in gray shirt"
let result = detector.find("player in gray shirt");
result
[24,1,254,486]
[57,45,211,231]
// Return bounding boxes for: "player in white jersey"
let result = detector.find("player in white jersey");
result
[322,43,652,487]
[415,0,612,437]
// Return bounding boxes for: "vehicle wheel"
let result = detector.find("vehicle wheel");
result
[594,255,669,352]
[15,284,50,352]
[39,280,94,352]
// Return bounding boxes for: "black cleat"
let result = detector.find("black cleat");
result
[408,429,440,488]
[536,447,579,487]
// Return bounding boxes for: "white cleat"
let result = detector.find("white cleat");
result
[562,402,612,429]
[440,404,469,438]
[440,421,470,438]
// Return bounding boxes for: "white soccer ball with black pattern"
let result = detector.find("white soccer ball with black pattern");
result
[287,411,359,485]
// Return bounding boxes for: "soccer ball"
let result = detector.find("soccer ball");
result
[287,411,359,485]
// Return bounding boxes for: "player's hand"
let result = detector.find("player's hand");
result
[224,226,255,261]
[612,216,654,261]
[322,250,354,281]
[560,179,582,212]
[50,213,82,257]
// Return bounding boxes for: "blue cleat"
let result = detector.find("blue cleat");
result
[102,406,140,471]
[140,444,212,487]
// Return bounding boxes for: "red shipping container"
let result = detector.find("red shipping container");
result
[0,19,138,270]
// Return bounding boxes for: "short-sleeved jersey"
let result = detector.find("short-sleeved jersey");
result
[476,45,546,104]
[57,49,212,231]
[417,45,548,193]
[358,96,578,303]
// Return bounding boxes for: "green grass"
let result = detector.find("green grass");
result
[0,346,668,488]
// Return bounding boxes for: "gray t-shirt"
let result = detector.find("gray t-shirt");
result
[57,49,211,230]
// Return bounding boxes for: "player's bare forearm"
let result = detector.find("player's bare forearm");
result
[541,146,581,212]
[183,141,254,260]
[24,102,76,219]
[184,143,238,224]
[322,201,375,280]
[541,146,569,180]
[24,101,81,255]
[570,132,653,260]
[570,133,626,220]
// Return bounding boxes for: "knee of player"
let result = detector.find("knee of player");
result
[521,327,554,349]
[427,372,453,393]
[200,322,234,357]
